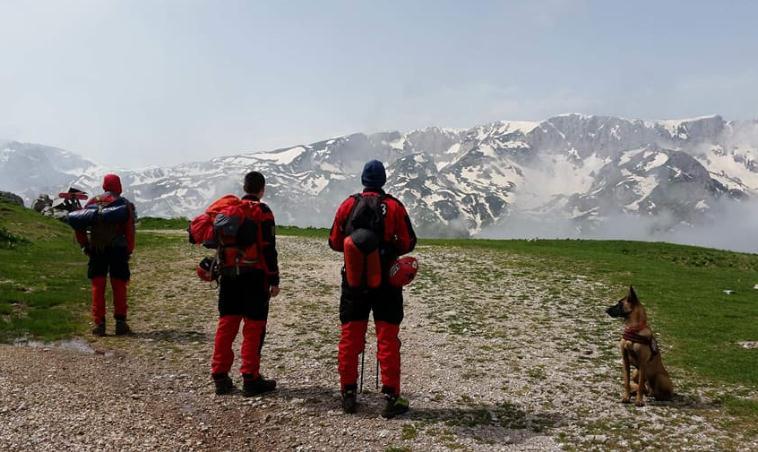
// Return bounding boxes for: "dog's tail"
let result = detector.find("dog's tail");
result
[653,374,673,401]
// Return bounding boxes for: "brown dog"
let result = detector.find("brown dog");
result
[606,286,673,406]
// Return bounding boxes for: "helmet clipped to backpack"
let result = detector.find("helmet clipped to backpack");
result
[388,256,419,288]
[196,256,219,283]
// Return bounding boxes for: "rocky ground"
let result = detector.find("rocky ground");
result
[1,234,755,451]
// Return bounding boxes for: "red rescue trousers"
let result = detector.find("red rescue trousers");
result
[338,320,401,395]
[91,277,128,324]
[211,315,267,378]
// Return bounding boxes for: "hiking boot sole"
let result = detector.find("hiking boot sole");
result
[215,386,235,395]
[242,386,276,397]
[341,398,357,414]
[381,406,409,419]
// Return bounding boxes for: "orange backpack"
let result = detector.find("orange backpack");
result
[189,195,263,277]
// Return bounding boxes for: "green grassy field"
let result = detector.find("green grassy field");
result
[138,219,324,237]
[0,200,89,341]
[430,238,758,390]
[3,209,756,396]
[138,216,189,230]
[0,209,190,341]
[277,225,330,238]
[277,227,758,390]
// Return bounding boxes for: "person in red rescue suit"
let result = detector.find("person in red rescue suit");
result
[328,159,417,418]
[211,171,281,396]
[74,174,136,336]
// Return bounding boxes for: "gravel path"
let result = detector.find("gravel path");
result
[1,235,755,451]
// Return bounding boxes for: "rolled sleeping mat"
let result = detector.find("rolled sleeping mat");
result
[100,203,129,223]
[344,228,382,289]
[188,213,218,248]
[66,207,98,230]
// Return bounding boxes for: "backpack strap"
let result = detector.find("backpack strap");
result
[341,194,364,233]
[244,199,264,254]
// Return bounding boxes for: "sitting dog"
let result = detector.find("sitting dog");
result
[606,286,673,406]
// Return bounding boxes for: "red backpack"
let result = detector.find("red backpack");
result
[189,195,263,278]
[342,194,386,289]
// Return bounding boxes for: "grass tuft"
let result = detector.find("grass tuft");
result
[0,226,29,248]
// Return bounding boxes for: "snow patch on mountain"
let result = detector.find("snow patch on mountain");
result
[2,114,757,241]
[252,146,307,165]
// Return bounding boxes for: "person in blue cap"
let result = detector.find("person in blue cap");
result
[328,160,417,418]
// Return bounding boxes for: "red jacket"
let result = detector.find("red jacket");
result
[329,189,416,256]
[75,192,136,254]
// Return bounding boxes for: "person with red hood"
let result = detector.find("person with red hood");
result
[328,160,417,418]
[75,174,136,336]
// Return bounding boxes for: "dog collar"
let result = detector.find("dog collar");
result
[624,323,647,335]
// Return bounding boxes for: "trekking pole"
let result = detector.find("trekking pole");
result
[375,356,380,390]
[359,350,365,394]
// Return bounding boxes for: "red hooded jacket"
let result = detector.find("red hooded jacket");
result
[75,174,136,253]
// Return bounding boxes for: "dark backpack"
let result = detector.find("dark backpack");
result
[344,193,387,240]
[343,194,387,289]
[88,196,130,251]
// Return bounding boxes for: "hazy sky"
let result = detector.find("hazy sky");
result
[2,0,757,167]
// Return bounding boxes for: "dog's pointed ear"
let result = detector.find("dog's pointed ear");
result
[629,286,639,304]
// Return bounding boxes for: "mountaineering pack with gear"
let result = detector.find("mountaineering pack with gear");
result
[189,171,280,396]
[189,193,279,283]
[341,192,386,289]
[329,159,417,418]
[68,173,136,336]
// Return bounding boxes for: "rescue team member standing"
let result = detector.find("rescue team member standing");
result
[210,172,280,396]
[329,160,417,418]
[75,174,136,336]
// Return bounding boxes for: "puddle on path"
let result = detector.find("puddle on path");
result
[13,338,113,356]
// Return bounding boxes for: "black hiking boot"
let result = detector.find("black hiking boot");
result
[92,321,106,337]
[212,374,235,395]
[341,385,358,414]
[242,374,277,396]
[381,394,409,419]
[115,319,132,336]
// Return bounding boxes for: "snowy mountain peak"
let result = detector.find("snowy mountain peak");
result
[2,114,756,238]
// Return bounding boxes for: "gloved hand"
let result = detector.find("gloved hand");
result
[81,246,91,257]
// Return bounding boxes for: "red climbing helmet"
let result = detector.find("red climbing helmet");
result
[388,256,419,288]
[196,257,218,282]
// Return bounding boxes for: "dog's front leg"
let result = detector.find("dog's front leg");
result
[621,347,631,403]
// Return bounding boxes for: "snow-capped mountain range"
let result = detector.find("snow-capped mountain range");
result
[2,114,757,237]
